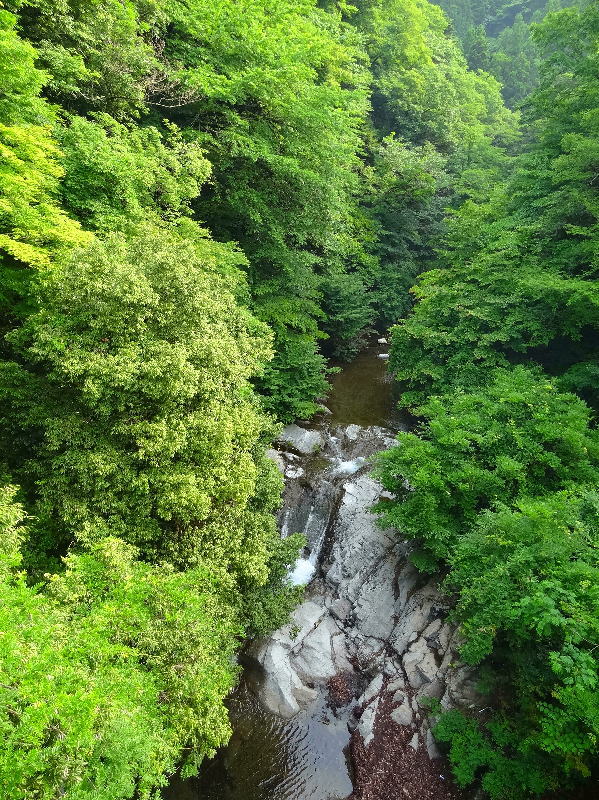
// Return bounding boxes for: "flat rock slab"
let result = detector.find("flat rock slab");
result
[278,424,324,455]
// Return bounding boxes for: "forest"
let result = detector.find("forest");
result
[0,0,596,798]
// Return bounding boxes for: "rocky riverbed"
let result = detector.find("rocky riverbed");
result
[247,419,479,800]
[165,344,480,800]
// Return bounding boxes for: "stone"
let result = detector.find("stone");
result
[293,616,341,681]
[390,701,413,727]
[266,448,285,473]
[391,583,439,656]
[344,424,362,441]
[253,641,317,718]
[422,618,442,639]
[278,424,324,455]
[387,675,405,694]
[330,598,352,622]
[358,673,384,708]
[403,642,438,690]
[377,338,388,344]
[426,729,442,760]
[408,733,419,751]
[357,697,379,747]
[416,678,445,702]
[285,465,305,479]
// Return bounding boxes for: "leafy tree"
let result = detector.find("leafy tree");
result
[0,10,87,323]
[434,492,599,798]
[0,496,243,799]
[374,367,599,563]
[0,225,282,576]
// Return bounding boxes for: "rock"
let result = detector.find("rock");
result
[285,465,305,479]
[392,689,406,705]
[278,424,324,455]
[266,448,285,473]
[396,562,420,611]
[330,597,352,622]
[293,616,343,681]
[422,618,442,639]
[344,424,362,441]
[426,729,442,760]
[325,476,400,643]
[252,640,317,717]
[416,678,445,702]
[387,675,405,694]
[403,639,438,689]
[390,701,413,727]
[377,338,388,344]
[390,582,438,656]
[358,673,384,708]
[377,353,390,360]
[408,732,419,751]
[357,697,379,747]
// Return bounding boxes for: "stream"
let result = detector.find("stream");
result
[164,342,468,800]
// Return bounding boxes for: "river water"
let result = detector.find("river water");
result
[164,342,402,800]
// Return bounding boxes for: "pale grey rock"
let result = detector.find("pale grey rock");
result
[392,689,406,705]
[344,424,362,441]
[278,424,324,455]
[403,642,438,689]
[285,465,305,479]
[416,678,445,702]
[358,674,384,708]
[266,448,285,474]
[390,583,438,656]
[357,697,380,747]
[426,729,442,760]
[408,733,419,751]
[390,701,413,727]
[387,675,405,694]
[423,618,442,639]
[293,617,339,681]
[330,597,352,621]
[252,640,317,717]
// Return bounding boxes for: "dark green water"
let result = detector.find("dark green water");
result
[164,684,353,800]
[327,342,404,429]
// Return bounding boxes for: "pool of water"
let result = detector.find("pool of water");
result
[163,684,353,800]
[326,342,405,429]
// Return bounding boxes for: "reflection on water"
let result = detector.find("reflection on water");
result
[163,683,353,800]
[327,343,405,429]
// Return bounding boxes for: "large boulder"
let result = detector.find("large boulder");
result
[277,424,324,455]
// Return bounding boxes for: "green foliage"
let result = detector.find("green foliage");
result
[0,10,88,321]
[0,225,279,571]
[57,114,211,231]
[375,367,599,560]
[391,1,599,408]
[378,4,599,796]
[0,519,242,799]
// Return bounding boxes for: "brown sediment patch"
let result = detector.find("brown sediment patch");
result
[328,672,358,709]
[348,685,465,800]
